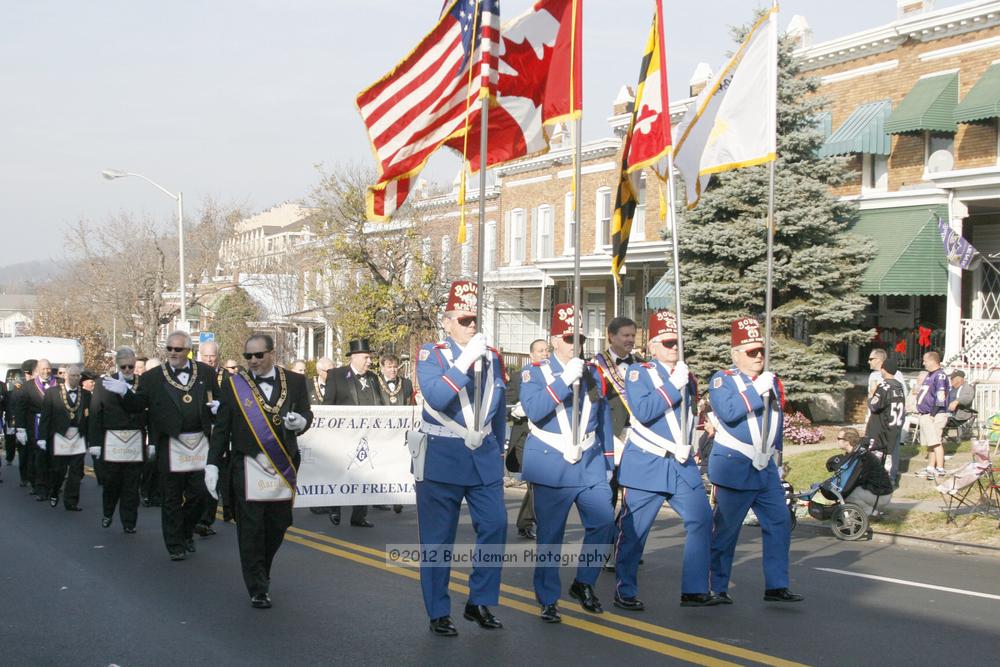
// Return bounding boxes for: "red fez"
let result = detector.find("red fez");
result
[550,303,582,338]
[731,316,764,349]
[445,280,478,314]
[647,309,678,340]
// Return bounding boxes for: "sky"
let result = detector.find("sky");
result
[0,0,968,264]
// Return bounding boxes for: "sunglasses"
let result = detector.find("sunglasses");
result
[119,364,135,370]
[743,348,765,359]
[165,346,188,353]
[243,351,271,360]
[455,316,477,327]
[661,339,679,349]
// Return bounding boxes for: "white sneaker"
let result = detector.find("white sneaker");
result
[921,467,937,479]
[935,467,947,476]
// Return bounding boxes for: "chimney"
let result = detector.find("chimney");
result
[898,0,934,17]
[612,85,635,116]
[786,15,813,49]
[689,63,713,97]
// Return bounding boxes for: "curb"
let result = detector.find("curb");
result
[793,518,1000,558]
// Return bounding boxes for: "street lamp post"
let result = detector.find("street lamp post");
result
[102,169,187,328]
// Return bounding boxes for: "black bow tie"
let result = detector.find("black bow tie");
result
[617,356,633,365]
[255,376,274,386]
[68,390,78,396]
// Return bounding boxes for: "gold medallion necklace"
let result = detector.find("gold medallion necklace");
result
[379,375,403,404]
[60,384,80,419]
[241,367,288,425]
[161,362,198,403]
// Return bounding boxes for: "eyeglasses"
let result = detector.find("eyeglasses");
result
[661,339,679,349]
[119,364,135,370]
[456,316,477,327]
[743,348,765,359]
[165,346,188,353]
[242,351,271,360]
[868,356,878,361]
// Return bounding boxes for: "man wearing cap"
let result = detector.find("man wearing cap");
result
[414,280,508,637]
[948,370,975,424]
[519,304,614,623]
[613,310,717,611]
[38,364,90,511]
[15,358,57,501]
[324,338,385,527]
[708,317,802,604]
[6,360,34,488]
[89,347,148,532]
[865,358,906,486]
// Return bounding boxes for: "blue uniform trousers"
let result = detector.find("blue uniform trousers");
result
[710,482,790,593]
[415,478,507,619]
[614,485,712,598]
[532,481,614,605]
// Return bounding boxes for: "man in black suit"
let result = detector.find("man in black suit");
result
[7,361,33,487]
[89,347,147,533]
[323,338,385,527]
[506,339,550,540]
[38,364,90,511]
[207,333,313,608]
[15,358,57,500]
[377,354,414,406]
[312,357,334,405]
[195,340,228,537]
[106,331,217,561]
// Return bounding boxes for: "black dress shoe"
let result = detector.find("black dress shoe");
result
[330,512,340,526]
[613,595,645,611]
[763,588,804,602]
[169,552,186,561]
[393,505,403,514]
[715,592,734,605]
[49,497,58,508]
[680,593,722,607]
[539,603,561,623]
[463,603,503,629]
[350,519,375,528]
[184,538,197,553]
[250,593,272,609]
[517,525,536,540]
[569,580,603,613]
[123,526,137,534]
[193,523,216,537]
[429,616,458,636]
[101,516,113,528]
[141,497,152,507]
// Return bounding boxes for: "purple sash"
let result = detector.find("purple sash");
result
[230,372,297,493]
[33,377,57,439]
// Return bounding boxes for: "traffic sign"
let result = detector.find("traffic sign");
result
[199,332,215,344]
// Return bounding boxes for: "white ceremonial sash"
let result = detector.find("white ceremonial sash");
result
[641,364,695,461]
[422,344,497,450]
[244,455,293,502]
[54,427,85,456]
[168,432,208,472]
[715,373,780,470]
[103,429,143,463]
[531,363,595,464]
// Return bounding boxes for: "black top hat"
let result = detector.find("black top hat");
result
[347,339,372,356]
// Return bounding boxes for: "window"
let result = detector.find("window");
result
[924,131,955,169]
[441,236,452,269]
[460,226,472,275]
[510,208,526,265]
[595,187,612,249]
[633,176,647,241]
[484,221,497,272]
[862,154,888,192]
[421,237,431,266]
[535,204,554,259]
[563,192,575,254]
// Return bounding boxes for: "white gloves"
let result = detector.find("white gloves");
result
[207,400,220,415]
[606,469,614,482]
[669,361,690,390]
[4,427,13,435]
[454,333,488,373]
[102,376,129,396]
[511,403,526,419]
[88,446,101,459]
[465,429,485,450]
[561,357,585,386]
[16,428,26,445]
[37,440,47,451]
[147,445,155,458]
[753,372,775,397]
[283,411,307,432]
[256,453,276,475]
[204,464,219,500]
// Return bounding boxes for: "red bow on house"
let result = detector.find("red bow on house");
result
[918,326,933,347]
[873,327,882,343]
[895,340,907,354]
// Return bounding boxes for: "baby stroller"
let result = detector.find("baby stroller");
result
[797,442,872,541]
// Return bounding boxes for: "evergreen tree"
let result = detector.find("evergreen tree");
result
[674,27,871,404]
[211,288,261,360]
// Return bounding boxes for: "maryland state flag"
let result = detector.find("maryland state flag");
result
[611,0,671,284]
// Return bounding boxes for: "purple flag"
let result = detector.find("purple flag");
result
[938,216,982,271]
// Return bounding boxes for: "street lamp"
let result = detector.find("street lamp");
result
[102,169,187,327]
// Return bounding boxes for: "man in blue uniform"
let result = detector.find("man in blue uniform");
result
[614,310,717,610]
[520,304,614,623]
[413,280,508,637]
[708,317,803,604]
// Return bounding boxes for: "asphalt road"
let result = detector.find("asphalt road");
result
[1,465,997,667]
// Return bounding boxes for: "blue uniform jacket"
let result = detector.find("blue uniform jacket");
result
[416,338,507,486]
[707,369,784,491]
[519,356,613,488]
[618,361,703,494]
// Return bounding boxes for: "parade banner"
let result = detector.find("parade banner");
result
[294,405,420,507]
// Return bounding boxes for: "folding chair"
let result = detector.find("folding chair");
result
[988,413,1000,459]
[936,440,999,523]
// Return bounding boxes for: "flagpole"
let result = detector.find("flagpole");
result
[570,0,582,448]
[760,1,778,456]
[474,99,489,432]
[665,151,689,450]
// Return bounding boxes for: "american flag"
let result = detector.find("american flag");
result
[358,0,500,220]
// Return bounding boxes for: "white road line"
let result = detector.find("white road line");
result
[814,568,1000,601]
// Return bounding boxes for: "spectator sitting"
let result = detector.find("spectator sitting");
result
[948,370,975,424]
[826,428,894,517]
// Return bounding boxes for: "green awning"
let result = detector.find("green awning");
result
[885,72,958,134]
[645,272,675,310]
[849,205,948,296]
[955,63,1000,124]
[819,100,892,157]
[814,112,832,140]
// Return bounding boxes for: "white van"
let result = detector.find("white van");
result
[0,337,85,385]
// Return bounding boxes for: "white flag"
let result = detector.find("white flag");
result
[670,7,777,207]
